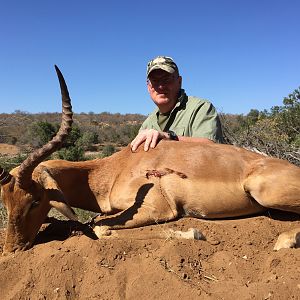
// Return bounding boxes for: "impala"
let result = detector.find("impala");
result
[0,66,299,253]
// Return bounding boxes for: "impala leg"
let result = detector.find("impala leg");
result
[244,161,300,250]
[93,184,178,238]
[244,164,300,213]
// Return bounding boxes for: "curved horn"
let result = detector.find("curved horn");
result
[16,66,73,189]
[0,167,12,185]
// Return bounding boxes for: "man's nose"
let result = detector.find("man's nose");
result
[157,83,167,90]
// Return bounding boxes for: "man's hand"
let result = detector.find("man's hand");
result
[131,129,168,152]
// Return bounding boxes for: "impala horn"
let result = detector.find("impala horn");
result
[0,167,12,185]
[16,66,73,189]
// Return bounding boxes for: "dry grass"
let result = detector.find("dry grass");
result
[0,204,7,228]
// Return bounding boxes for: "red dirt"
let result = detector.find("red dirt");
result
[0,211,299,300]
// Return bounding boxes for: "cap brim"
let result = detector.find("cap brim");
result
[147,65,176,77]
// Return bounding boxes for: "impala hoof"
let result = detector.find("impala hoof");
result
[93,225,112,238]
[273,228,300,251]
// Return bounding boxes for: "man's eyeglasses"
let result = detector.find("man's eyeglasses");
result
[147,75,177,86]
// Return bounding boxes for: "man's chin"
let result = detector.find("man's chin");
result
[155,95,170,103]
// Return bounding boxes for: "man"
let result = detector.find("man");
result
[131,56,223,151]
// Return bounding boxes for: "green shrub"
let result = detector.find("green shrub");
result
[29,121,59,147]
[0,154,27,172]
[101,144,116,158]
[57,145,85,161]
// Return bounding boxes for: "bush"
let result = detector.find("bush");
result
[0,154,28,172]
[29,121,59,148]
[76,131,98,151]
[222,86,300,166]
[57,146,85,161]
[101,144,116,158]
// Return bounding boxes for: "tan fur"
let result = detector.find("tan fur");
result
[1,141,300,252]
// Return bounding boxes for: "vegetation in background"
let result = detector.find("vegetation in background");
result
[222,86,300,165]
[1,87,299,227]
[0,154,28,172]
[29,121,59,147]
[48,207,98,224]
[0,204,7,228]
[101,144,117,158]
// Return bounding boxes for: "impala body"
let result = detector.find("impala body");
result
[1,67,299,253]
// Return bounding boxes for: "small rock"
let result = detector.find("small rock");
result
[267,274,278,281]
[264,292,272,300]
[209,239,220,245]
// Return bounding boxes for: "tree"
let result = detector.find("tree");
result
[246,109,260,125]
[275,87,300,145]
[29,121,58,147]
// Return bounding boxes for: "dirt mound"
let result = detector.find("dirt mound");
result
[0,144,20,156]
[0,212,299,300]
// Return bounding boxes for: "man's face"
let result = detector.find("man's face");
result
[147,69,182,112]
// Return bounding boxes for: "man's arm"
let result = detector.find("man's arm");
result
[130,129,214,152]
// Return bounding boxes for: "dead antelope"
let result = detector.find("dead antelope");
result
[0,67,300,253]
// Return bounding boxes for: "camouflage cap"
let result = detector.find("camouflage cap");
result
[146,56,179,77]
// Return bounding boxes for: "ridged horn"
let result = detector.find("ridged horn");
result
[16,65,73,189]
[0,167,12,185]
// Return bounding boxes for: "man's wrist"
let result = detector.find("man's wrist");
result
[166,130,178,141]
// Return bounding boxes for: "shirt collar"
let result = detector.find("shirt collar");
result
[176,89,187,107]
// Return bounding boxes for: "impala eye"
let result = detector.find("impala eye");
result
[30,200,40,209]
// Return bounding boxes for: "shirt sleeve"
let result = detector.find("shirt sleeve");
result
[191,102,223,143]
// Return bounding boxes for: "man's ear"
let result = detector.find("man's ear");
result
[39,169,78,221]
[147,81,152,93]
[178,75,182,86]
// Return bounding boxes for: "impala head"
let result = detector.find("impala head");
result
[1,170,51,252]
[0,66,76,253]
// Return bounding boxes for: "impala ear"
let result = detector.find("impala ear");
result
[40,169,78,221]
[48,191,78,222]
[49,200,78,221]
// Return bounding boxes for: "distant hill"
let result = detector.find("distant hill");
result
[0,111,146,146]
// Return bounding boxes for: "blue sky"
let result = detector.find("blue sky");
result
[1,0,299,115]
